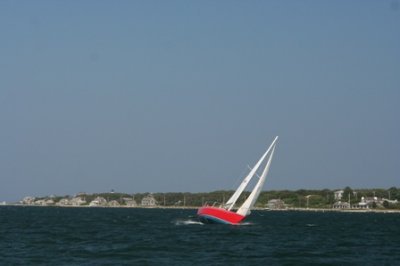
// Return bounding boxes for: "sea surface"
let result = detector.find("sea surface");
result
[0,206,399,265]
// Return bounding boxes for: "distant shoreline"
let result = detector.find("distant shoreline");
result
[2,204,400,213]
[265,207,400,214]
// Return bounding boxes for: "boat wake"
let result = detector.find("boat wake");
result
[174,219,204,226]
[306,223,318,227]
[174,219,255,226]
[238,222,254,226]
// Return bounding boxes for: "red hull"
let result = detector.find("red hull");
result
[197,206,246,225]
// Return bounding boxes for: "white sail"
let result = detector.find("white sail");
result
[236,143,276,216]
[225,136,278,211]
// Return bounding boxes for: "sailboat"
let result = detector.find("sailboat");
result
[197,136,278,225]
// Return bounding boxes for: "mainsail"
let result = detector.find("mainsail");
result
[236,144,276,216]
[224,136,278,211]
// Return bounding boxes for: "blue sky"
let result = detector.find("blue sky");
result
[1,1,399,202]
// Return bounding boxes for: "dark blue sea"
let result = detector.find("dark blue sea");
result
[1,206,399,265]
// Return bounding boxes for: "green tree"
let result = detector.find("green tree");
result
[388,187,399,200]
[343,186,353,202]
[383,200,389,208]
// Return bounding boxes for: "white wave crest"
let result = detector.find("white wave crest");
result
[174,219,204,226]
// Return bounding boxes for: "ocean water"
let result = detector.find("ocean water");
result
[0,206,399,265]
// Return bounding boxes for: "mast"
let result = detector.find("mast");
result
[236,142,276,216]
[225,136,278,211]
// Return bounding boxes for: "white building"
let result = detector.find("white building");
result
[56,198,71,206]
[70,197,86,206]
[141,194,157,206]
[89,197,107,207]
[123,197,137,207]
[21,196,36,205]
[382,198,398,204]
[108,200,120,207]
[334,190,344,201]
[266,199,286,209]
[45,199,55,205]
[34,199,47,206]
[333,201,350,209]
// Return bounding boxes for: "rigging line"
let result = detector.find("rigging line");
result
[247,165,261,179]
[231,164,252,190]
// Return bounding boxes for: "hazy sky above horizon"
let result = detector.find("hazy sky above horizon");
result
[1,1,399,202]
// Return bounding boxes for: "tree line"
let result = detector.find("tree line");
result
[44,187,400,209]
[147,187,400,209]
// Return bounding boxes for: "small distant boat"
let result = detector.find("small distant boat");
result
[197,136,278,225]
